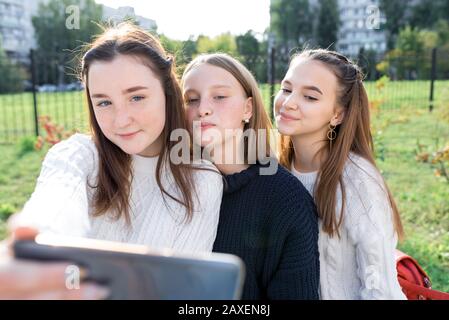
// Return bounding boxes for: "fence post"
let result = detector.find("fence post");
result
[429,48,437,112]
[30,49,39,137]
[268,46,276,123]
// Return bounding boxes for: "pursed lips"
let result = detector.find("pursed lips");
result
[278,112,300,121]
[200,122,216,130]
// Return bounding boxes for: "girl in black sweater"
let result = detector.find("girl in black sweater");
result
[182,53,320,300]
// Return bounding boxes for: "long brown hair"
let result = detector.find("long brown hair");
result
[182,53,275,162]
[81,22,199,224]
[279,49,404,240]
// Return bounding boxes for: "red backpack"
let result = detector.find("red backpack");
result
[396,249,449,300]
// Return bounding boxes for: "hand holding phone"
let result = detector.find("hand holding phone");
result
[13,233,245,300]
[0,227,108,300]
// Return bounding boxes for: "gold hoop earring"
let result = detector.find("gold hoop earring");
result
[327,123,337,151]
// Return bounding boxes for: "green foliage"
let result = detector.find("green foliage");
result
[270,0,312,46]
[270,0,313,79]
[316,0,340,50]
[379,0,408,49]
[182,38,198,62]
[435,20,449,47]
[196,33,238,56]
[380,0,449,49]
[236,31,260,65]
[396,26,427,54]
[0,41,26,93]
[409,0,449,30]
[377,25,449,80]
[158,34,188,73]
[17,136,37,157]
[236,31,268,82]
[0,203,16,221]
[32,0,103,85]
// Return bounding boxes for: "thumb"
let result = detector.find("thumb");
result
[7,213,39,241]
[12,226,39,241]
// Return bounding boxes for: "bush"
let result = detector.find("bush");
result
[0,203,16,221]
[17,136,37,157]
[34,115,75,151]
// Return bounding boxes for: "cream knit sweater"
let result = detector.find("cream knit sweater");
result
[15,134,223,254]
[291,153,406,300]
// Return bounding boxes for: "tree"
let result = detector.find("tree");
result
[379,0,409,50]
[409,0,448,29]
[316,0,340,50]
[380,26,439,80]
[32,0,103,85]
[236,30,261,78]
[380,0,449,50]
[270,0,312,79]
[0,40,26,93]
[182,37,198,64]
[435,20,449,47]
[196,33,238,56]
[270,0,312,48]
[158,34,198,74]
[443,0,449,21]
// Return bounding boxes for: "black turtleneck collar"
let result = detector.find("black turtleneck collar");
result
[223,158,279,194]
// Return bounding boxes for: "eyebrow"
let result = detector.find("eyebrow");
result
[123,86,148,94]
[91,86,149,99]
[210,85,232,89]
[183,84,232,95]
[303,85,323,95]
[282,80,323,95]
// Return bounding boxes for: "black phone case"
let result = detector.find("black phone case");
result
[13,239,245,300]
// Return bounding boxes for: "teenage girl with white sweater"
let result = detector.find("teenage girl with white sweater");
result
[275,49,406,300]
[1,23,222,299]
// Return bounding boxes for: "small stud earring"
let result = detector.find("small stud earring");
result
[243,119,250,124]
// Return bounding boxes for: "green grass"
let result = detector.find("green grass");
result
[365,80,449,110]
[0,81,448,292]
[0,144,47,211]
[371,107,449,292]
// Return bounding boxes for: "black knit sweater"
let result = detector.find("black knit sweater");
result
[212,160,320,300]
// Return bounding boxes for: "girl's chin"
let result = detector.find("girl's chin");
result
[201,140,219,149]
[117,143,147,156]
[199,134,221,147]
[277,125,300,137]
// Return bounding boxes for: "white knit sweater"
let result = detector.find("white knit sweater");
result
[291,153,406,300]
[15,134,223,254]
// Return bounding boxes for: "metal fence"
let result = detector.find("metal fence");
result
[0,50,87,143]
[0,48,448,144]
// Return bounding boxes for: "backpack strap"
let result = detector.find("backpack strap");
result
[396,249,449,300]
[398,277,449,300]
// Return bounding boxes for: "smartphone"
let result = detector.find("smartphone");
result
[13,234,245,300]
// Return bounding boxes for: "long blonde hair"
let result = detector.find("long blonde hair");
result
[279,49,404,240]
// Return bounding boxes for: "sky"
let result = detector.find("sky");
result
[94,0,271,41]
